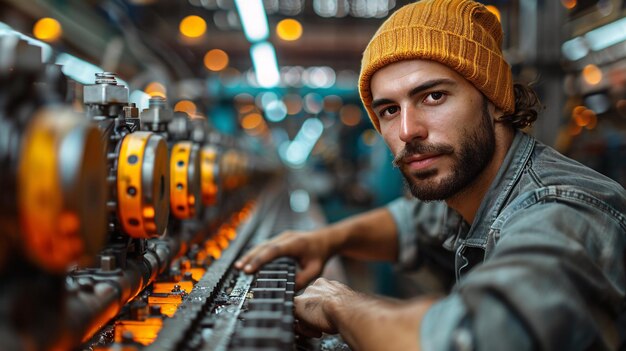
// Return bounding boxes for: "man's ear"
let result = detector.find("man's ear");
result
[490,102,505,121]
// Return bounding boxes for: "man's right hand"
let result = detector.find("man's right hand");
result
[234,229,334,289]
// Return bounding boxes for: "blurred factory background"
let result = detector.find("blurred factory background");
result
[4,0,626,212]
[1,0,626,349]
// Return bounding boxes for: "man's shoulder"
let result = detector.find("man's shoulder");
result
[492,137,626,233]
[520,139,626,207]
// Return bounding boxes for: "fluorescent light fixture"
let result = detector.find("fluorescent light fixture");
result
[584,17,626,52]
[562,37,589,61]
[235,0,269,42]
[562,17,626,62]
[250,42,280,88]
[56,53,104,85]
[56,53,128,86]
[0,22,130,87]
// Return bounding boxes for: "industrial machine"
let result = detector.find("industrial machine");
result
[0,35,326,351]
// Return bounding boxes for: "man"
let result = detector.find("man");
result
[235,0,626,349]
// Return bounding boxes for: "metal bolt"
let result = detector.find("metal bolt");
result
[95,72,118,85]
[148,96,167,108]
[179,272,191,282]
[124,104,139,118]
[100,255,116,271]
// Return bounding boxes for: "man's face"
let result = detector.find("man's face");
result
[370,60,496,201]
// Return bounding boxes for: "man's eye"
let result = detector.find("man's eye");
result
[379,106,399,118]
[424,92,446,104]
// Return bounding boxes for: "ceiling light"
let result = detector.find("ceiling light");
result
[234,0,269,42]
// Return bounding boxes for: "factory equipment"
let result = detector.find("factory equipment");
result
[0,36,324,351]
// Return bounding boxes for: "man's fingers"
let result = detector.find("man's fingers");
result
[236,242,285,273]
[234,245,262,270]
[295,319,322,338]
[295,260,322,290]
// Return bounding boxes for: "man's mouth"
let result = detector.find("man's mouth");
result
[402,153,442,172]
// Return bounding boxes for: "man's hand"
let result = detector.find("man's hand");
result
[234,230,334,289]
[294,278,355,337]
[293,278,440,351]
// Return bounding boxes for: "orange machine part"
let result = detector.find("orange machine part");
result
[147,294,183,317]
[117,132,169,238]
[114,318,163,346]
[170,141,193,219]
[118,132,149,238]
[152,281,193,294]
[18,109,105,272]
[19,114,70,272]
[200,145,218,206]
[185,267,206,282]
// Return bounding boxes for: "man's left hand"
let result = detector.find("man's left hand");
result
[294,278,356,337]
[293,277,440,351]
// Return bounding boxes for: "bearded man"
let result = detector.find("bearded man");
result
[236,0,626,349]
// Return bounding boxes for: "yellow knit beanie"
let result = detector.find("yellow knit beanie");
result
[359,0,515,132]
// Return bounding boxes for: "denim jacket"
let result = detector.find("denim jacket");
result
[387,131,626,350]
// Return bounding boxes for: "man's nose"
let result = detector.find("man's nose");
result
[399,107,427,143]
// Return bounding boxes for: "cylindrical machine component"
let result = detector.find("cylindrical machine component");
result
[18,107,107,272]
[200,145,219,206]
[117,131,170,238]
[170,141,201,219]
[221,149,250,191]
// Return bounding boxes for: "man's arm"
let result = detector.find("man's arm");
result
[328,205,399,261]
[235,205,400,288]
[294,278,439,351]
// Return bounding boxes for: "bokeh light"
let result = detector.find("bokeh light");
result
[560,0,577,10]
[265,100,288,122]
[303,93,323,114]
[180,15,207,38]
[174,100,197,116]
[323,95,343,113]
[284,94,303,115]
[33,18,62,42]
[204,49,229,71]
[340,104,362,126]
[276,19,303,41]
[241,113,263,130]
[582,64,602,85]
[144,82,166,98]
[361,129,379,146]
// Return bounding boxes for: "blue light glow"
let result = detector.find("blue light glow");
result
[585,17,626,52]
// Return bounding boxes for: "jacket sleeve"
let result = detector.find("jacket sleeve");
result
[420,200,626,350]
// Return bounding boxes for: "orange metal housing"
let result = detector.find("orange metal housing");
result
[170,141,193,219]
[200,145,218,206]
[117,132,169,238]
[18,108,107,272]
[114,317,163,346]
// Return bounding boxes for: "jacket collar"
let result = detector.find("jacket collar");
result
[462,130,535,244]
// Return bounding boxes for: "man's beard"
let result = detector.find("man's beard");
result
[392,99,496,201]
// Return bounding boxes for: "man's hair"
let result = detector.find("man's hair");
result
[499,83,542,129]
